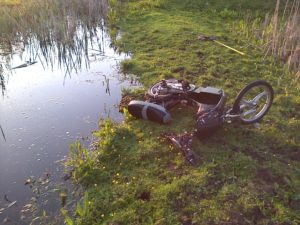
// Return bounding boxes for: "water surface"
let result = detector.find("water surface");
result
[0,28,135,223]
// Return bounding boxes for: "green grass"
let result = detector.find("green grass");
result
[65,0,300,224]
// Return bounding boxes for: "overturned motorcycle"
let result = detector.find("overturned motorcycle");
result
[127,79,274,166]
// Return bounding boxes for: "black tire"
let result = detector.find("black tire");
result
[232,80,274,124]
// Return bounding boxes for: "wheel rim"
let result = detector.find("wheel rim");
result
[238,85,272,122]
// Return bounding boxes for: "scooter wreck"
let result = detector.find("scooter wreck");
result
[127,79,274,166]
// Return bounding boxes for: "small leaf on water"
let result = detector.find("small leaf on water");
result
[0,208,5,213]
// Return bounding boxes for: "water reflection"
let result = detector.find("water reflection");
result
[0,125,6,141]
[0,37,133,223]
[0,0,140,223]
[0,0,111,94]
[0,63,7,96]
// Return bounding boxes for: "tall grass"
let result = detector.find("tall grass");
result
[264,0,300,73]
[235,0,300,78]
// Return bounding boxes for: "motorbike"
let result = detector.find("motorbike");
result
[127,79,274,166]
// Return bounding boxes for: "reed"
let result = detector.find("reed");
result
[264,0,300,72]
[234,0,300,76]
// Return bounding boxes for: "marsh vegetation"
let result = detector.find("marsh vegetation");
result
[234,0,300,77]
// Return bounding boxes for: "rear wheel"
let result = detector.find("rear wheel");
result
[232,80,274,124]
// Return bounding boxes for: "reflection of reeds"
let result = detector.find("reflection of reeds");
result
[0,0,108,73]
[102,74,111,95]
[235,0,300,76]
[0,64,6,96]
[0,124,6,142]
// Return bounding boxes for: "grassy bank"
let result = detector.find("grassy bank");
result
[66,0,300,224]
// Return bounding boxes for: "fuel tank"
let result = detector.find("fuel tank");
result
[128,100,171,124]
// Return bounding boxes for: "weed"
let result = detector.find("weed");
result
[232,0,300,77]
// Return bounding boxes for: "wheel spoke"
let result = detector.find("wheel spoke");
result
[252,91,267,104]
[242,108,257,117]
[241,99,250,105]
[240,99,252,109]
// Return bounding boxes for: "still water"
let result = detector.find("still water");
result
[0,29,135,223]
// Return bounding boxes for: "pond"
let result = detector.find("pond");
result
[0,0,135,223]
